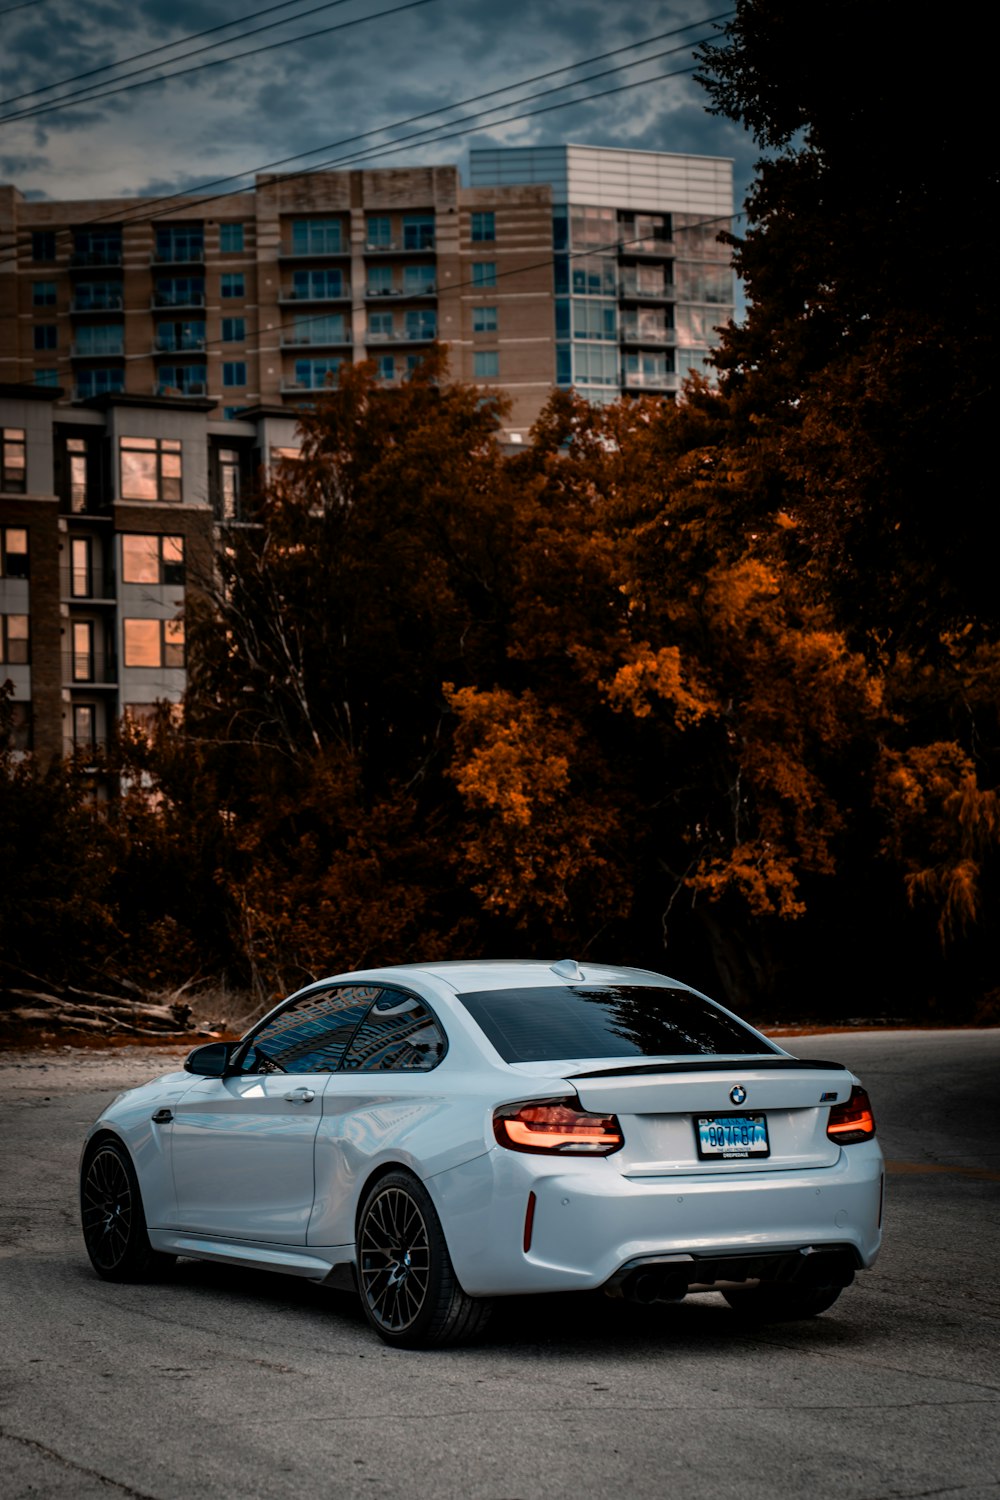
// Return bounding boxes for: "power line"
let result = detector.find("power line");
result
[0,18,730,267]
[0,0,343,111]
[0,0,46,15]
[0,0,444,127]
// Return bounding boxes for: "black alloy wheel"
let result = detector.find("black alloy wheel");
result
[80,1138,174,1282]
[356,1170,492,1349]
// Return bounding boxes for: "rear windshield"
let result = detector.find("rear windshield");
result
[456,985,777,1064]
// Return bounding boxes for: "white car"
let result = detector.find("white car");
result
[80,960,883,1348]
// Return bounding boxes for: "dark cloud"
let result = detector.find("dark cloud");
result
[0,0,753,222]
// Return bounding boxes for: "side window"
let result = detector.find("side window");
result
[341,990,446,1073]
[241,986,378,1074]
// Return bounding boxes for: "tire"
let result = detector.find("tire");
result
[356,1170,492,1349]
[722,1282,844,1322]
[80,1137,175,1283]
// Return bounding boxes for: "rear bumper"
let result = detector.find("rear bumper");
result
[429,1139,884,1297]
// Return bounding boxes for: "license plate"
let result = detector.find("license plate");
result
[696,1114,769,1159]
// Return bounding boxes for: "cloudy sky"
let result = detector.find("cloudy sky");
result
[0,0,756,225]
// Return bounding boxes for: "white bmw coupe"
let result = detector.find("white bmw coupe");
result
[80,960,883,1347]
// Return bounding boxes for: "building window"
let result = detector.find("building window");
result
[123,616,185,668]
[154,277,205,308]
[292,268,343,299]
[73,704,96,750]
[31,231,56,261]
[1,614,30,665]
[74,282,122,311]
[473,306,497,333]
[120,436,183,502]
[473,350,499,378]
[402,214,434,250]
[76,368,124,399]
[221,273,245,299]
[32,281,57,308]
[293,312,345,344]
[403,264,435,294]
[72,621,93,680]
[366,217,392,249]
[470,211,495,243]
[34,370,59,388]
[367,265,392,295]
[376,356,395,382]
[573,299,618,341]
[155,225,204,262]
[293,358,341,390]
[1,528,29,579]
[4,700,31,752]
[121,533,185,586]
[73,228,122,266]
[220,223,245,253]
[34,325,57,351]
[368,312,392,338]
[223,362,247,387]
[155,319,205,353]
[472,262,497,289]
[66,437,88,512]
[157,365,207,396]
[70,536,91,597]
[222,317,246,343]
[405,310,436,340]
[216,449,242,520]
[291,218,343,254]
[1,430,27,493]
[75,324,124,357]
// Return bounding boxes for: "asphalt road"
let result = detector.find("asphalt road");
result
[1,1031,998,1500]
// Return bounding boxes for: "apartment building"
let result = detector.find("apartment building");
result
[0,145,734,759]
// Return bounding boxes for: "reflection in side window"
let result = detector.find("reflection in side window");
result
[341,990,446,1072]
[243,986,379,1074]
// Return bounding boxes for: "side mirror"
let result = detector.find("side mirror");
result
[183,1041,234,1077]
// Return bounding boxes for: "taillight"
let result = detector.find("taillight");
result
[827,1086,876,1144]
[493,1098,623,1155]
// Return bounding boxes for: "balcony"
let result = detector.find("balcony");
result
[278,243,350,261]
[620,324,677,347]
[152,291,206,309]
[278,284,351,304]
[280,330,351,349]
[71,293,124,314]
[365,283,437,300]
[366,327,437,344]
[622,370,679,392]
[280,378,337,394]
[618,276,677,303]
[154,382,208,398]
[70,344,124,360]
[151,246,205,267]
[364,239,436,255]
[69,249,123,269]
[74,384,124,401]
[63,652,118,687]
[618,237,675,260]
[154,334,207,353]
[61,564,116,602]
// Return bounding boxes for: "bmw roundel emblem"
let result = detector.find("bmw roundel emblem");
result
[730,1085,747,1105]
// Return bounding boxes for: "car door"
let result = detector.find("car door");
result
[170,985,376,1244]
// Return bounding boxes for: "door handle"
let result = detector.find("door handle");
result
[283,1088,315,1104]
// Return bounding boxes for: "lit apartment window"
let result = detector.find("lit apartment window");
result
[123,616,185,668]
[223,362,247,387]
[73,704,96,750]
[216,449,242,520]
[366,217,392,249]
[155,225,204,262]
[34,325,57,351]
[120,436,183,502]
[472,262,497,289]
[221,317,246,343]
[291,219,343,254]
[473,306,497,333]
[221,273,245,299]
[473,350,499,378]
[470,211,495,243]
[72,620,93,680]
[31,231,56,261]
[1,429,27,492]
[66,437,88,512]
[1,614,30,665]
[402,215,434,251]
[220,224,245,253]
[121,534,185,585]
[70,537,91,597]
[32,281,56,308]
[1,528,29,578]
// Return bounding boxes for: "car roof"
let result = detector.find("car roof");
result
[338,960,692,995]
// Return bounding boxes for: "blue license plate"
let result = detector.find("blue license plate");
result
[696,1114,769,1159]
